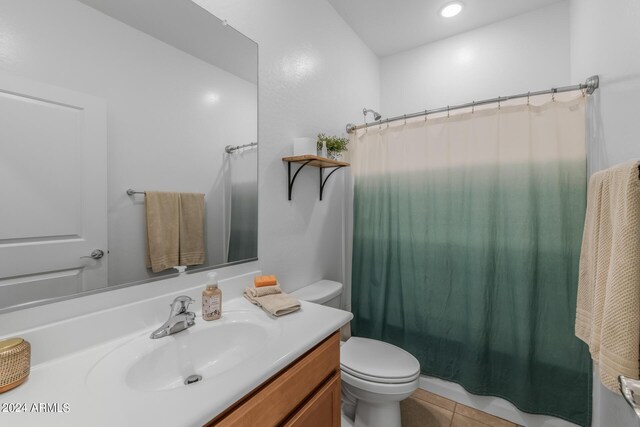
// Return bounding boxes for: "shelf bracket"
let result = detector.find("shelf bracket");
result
[319,166,345,200]
[287,159,313,200]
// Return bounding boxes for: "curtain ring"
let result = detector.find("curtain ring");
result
[472,101,475,114]
[527,92,530,106]
[447,105,450,118]
[498,97,501,110]
[424,110,427,122]
[386,120,389,129]
[552,88,556,102]
[404,114,407,125]
[581,87,586,97]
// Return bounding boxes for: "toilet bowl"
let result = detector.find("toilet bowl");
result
[340,337,420,427]
[291,281,420,427]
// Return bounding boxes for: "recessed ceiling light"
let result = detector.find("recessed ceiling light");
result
[440,2,463,18]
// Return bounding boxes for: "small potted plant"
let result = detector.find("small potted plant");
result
[316,133,349,161]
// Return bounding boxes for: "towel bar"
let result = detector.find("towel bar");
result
[619,375,640,420]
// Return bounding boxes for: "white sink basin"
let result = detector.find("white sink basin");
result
[86,310,280,392]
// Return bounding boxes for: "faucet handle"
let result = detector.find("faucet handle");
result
[170,295,194,315]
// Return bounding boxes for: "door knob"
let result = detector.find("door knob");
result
[81,249,105,260]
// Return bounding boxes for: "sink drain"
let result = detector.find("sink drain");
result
[184,374,202,385]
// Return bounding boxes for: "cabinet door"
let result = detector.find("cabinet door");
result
[283,373,341,427]
[209,332,340,427]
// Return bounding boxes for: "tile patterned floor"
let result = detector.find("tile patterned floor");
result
[401,389,522,427]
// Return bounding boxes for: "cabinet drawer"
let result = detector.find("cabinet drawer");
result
[283,372,341,427]
[209,331,340,426]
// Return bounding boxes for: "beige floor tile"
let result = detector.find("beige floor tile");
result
[411,389,457,411]
[401,396,454,427]
[451,413,490,427]
[455,404,516,427]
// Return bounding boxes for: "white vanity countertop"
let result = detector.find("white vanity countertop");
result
[0,295,352,426]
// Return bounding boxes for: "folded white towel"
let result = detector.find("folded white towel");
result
[243,287,300,317]
[245,284,283,298]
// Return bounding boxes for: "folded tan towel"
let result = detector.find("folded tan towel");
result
[575,160,640,392]
[245,284,283,297]
[145,192,180,273]
[179,192,205,266]
[244,287,300,316]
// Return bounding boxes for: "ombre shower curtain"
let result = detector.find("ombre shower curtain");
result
[350,96,592,426]
[225,147,258,263]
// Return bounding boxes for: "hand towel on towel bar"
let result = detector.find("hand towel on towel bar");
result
[575,160,640,392]
[178,192,205,267]
[145,192,180,273]
[145,191,206,273]
[243,286,300,316]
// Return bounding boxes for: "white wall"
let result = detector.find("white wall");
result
[0,0,378,312]
[0,0,257,289]
[380,1,571,118]
[570,0,640,167]
[571,1,640,425]
[194,0,380,291]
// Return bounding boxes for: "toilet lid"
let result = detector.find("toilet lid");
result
[289,280,342,304]
[340,337,420,384]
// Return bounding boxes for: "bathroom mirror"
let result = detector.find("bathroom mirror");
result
[0,0,258,312]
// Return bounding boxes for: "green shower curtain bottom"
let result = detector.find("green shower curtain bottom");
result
[351,161,592,426]
[227,181,258,263]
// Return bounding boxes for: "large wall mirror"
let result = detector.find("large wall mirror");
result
[0,0,258,312]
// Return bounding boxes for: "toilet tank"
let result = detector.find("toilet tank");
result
[290,280,343,309]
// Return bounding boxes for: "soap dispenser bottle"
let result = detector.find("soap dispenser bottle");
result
[320,140,328,158]
[202,272,222,321]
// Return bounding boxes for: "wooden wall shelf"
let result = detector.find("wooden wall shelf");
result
[282,155,350,200]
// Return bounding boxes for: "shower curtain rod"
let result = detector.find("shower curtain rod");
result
[346,75,599,133]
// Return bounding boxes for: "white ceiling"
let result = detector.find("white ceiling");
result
[79,0,257,83]
[327,0,565,57]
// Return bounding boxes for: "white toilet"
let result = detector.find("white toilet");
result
[291,280,420,427]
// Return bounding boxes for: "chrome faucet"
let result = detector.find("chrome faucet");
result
[150,296,196,339]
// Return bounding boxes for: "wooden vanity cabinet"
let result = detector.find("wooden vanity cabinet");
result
[283,373,340,427]
[207,331,341,427]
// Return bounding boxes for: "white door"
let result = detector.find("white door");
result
[0,74,107,310]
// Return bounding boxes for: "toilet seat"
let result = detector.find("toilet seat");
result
[341,369,420,396]
[340,337,420,384]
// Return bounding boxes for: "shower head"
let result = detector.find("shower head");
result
[363,108,381,121]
